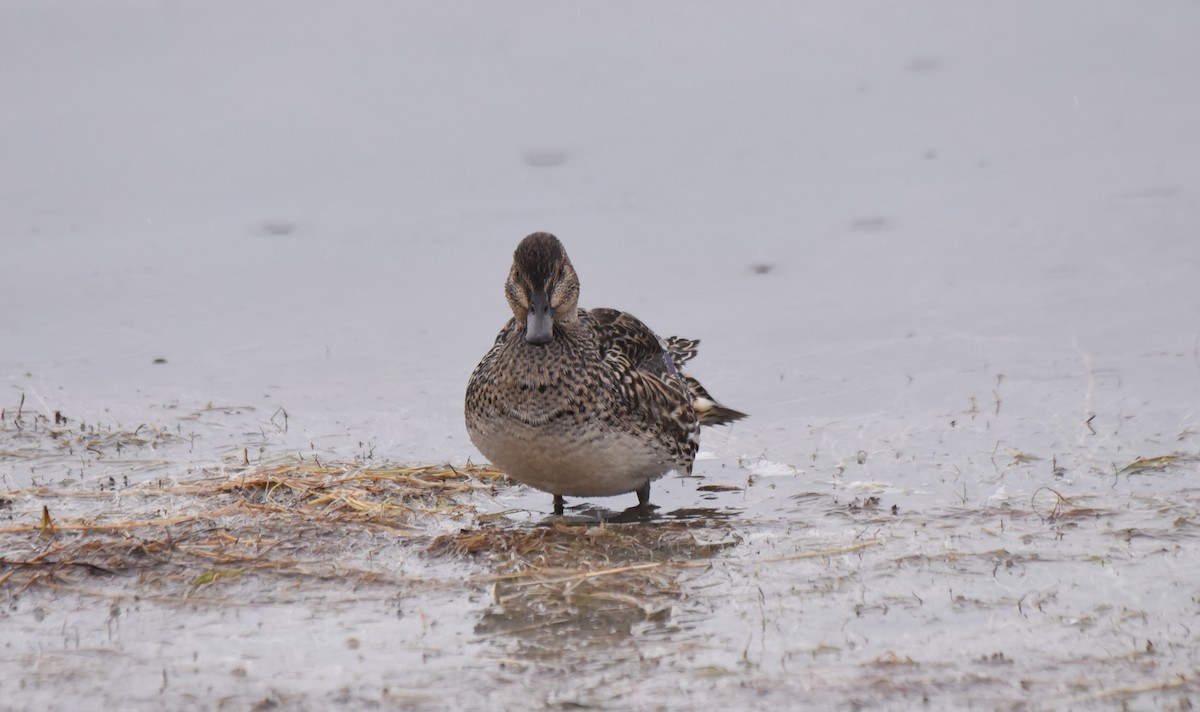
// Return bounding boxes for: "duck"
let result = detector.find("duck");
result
[464,232,746,514]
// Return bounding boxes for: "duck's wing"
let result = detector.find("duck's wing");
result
[587,308,692,407]
[588,308,748,429]
[587,308,681,380]
[587,308,699,467]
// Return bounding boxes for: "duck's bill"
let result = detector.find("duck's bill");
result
[525,289,553,344]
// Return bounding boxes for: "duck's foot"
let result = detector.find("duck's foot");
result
[600,481,657,522]
[611,501,659,523]
[549,485,654,520]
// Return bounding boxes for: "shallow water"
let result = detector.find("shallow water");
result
[4,1,1200,710]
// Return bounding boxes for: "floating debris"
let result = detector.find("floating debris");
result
[1118,454,1198,476]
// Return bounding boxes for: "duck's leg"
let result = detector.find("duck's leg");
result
[553,494,565,515]
[636,481,651,508]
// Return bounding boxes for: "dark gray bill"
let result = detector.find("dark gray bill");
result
[525,288,553,344]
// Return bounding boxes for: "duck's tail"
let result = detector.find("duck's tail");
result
[683,375,748,427]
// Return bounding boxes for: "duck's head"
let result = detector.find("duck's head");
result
[505,232,580,345]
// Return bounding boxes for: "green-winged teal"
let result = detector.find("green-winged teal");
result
[465,232,746,514]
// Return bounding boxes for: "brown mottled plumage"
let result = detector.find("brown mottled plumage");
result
[465,232,745,513]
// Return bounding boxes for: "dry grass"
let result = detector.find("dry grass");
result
[1117,454,1200,476]
[0,458,507,598]
[2,448,877,634]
